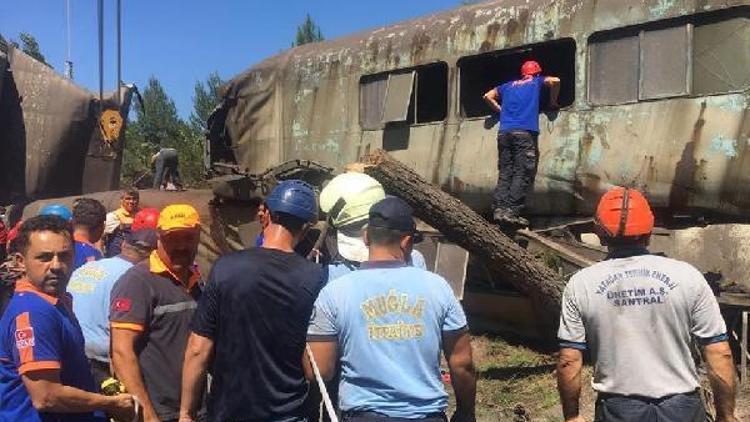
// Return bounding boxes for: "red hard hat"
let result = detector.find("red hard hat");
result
[132,207,160,231]
[595,187,654,238]
[521,60,542,76]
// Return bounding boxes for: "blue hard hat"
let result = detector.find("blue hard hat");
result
[39,204,73,221]
[265,180,318,223]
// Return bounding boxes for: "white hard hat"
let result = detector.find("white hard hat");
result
[320,172,385,228]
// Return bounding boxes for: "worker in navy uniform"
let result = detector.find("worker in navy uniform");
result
[180,180,325,422]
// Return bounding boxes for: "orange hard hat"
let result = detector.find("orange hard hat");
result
[595,187,654,238]
[132,207,160,231]
[521,60,542,76]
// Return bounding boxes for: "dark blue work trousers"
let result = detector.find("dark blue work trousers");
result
[595,391,707,422]
[492,130,539,215]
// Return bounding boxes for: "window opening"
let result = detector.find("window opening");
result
[359,62,448,130]
[458,38,576,118]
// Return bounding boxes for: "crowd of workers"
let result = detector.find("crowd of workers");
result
[0,60,740,422]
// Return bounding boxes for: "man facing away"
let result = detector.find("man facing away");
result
[319,172,427,283]
[110,204,204,422]
[69,208,159,387]
[483,60,560,227]
[557,187,737,422]
[71,198,107,271]
[306,196,476,422]
[180,180,324,422]
[151,147,183,191]
[104,189,141,258]
[0,215,135,421]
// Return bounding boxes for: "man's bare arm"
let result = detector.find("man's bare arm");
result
[704,341,737,422]
[179,333,213,421]
[442,330,476,419]
[544,76,561,108]
[111,327,159,421]
[483,88,501,113]
[22,369,134,420]
[304,341,337,382]
[557,347,585,422]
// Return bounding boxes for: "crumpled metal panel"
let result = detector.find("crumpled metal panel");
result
[5,48,95,200]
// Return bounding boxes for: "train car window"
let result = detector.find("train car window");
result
[640,26,689,99]
[360,74,388,130]
[359,62,448,129]
[458,38,576,118]
[415,62,448,123]
[382,71,416,123]
[588,33,639,104]
[693,16,750,94]
[589,8,750,104]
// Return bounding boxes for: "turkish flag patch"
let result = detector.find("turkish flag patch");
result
[15,327,35,349]
[112,298,132,313]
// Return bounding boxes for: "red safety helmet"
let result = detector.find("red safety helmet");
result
[595,187,654,238]
[521,60,542,76]
[132,207,160,231]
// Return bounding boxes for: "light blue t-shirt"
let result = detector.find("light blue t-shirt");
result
[327,249,428,283]
[308,262,467,418]
[69,256,134,363]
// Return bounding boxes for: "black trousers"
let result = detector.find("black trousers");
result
[594,391,707,422]
[492,130,539,215]
[153,150,182,189]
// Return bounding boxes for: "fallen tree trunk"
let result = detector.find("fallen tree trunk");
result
[361,149,566,327]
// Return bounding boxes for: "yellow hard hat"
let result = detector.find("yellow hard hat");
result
[320,173,385,228]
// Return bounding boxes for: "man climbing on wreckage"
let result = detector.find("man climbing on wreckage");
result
[483,60,560,227]
[556,187,737,422]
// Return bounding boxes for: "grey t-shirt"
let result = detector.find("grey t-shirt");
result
[558,254,727,398]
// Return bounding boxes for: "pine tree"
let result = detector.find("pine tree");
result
[293,14,324,47]
[190,72,224,132]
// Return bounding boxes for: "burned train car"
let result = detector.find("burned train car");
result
[209,0,750,223]
[0,47,133,204]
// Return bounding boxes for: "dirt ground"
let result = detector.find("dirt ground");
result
[447,335,750,421]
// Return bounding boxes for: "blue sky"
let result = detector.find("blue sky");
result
[1,0,461,118]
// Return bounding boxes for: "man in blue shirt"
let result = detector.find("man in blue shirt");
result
[306,197,476,422]
[483,60,560,226]
[71,198,107,271]
[0,215,135,421]
[69,220,157,387]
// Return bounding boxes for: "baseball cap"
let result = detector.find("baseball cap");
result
[157,204,200,231]
[125,228,158,250]
[368,197,422,242]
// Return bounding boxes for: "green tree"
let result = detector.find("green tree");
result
[190,71,224,132]
[122,76,205,187]
[18,32,48,65]
[0,32,50,67]
[293,14,324,47]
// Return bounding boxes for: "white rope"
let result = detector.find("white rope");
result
[306,344,339,422]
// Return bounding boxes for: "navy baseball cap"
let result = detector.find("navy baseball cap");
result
[125,228,158,250]
[368,197,423,242]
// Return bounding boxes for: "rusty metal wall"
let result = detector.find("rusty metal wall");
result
[217,0,750,220]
